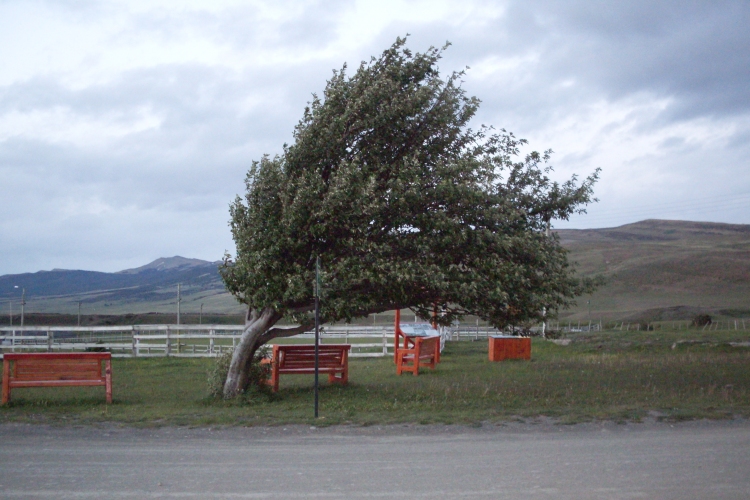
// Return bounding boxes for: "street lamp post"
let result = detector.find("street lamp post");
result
[13,286,25,327]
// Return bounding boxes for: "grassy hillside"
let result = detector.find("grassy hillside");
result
[559,219,750,321]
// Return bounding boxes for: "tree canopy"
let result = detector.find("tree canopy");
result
[219,37,598,396]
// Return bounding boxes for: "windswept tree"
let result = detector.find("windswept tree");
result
[220,38,599,397]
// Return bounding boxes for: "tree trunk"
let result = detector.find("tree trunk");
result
[222,307,279,398]
[222,306,315,398]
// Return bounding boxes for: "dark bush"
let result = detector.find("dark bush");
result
[692,314,712,327]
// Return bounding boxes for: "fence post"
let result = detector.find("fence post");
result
[132,330,137,357]
[209,329,215,354]
[47,329,53,352]
[166,326,171,357]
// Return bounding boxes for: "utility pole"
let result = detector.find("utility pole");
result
[200,303,203,325]
[77,301,82,326]
[177,284,181,325]
[21,288,25,327]
[9,301,12,326]
[542,219,551,337]
[314,256,321,419]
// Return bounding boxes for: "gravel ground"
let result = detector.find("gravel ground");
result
[0,418,748,499]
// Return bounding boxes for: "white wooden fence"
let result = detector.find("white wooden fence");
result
[0,324,504,358]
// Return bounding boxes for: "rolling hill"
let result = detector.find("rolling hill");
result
[1,220,748,322]
[557,219,750,321]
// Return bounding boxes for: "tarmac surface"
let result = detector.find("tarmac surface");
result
[0,418,748,499]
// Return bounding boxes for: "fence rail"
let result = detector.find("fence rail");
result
[5,319,743,358]
[0,324,508,358]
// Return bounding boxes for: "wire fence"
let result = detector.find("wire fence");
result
[548,319,750,332]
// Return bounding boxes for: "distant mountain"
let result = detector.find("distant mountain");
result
[0,256,242,315]
[118,256,216,274]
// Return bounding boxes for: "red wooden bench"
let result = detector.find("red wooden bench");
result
[263,344,350,393]
[2,352,113,404]
[396,335,439,376]
[393,309,442,364]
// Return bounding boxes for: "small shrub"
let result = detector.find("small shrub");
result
[85,341,110,352]
[544,329,562,339]
[207,350,233,398]
[207,346,271,399]
[692,314,712,327]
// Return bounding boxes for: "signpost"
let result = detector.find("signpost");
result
[314,257,321,418]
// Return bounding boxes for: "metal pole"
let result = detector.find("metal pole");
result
[200,303,203,325]
[77,301,82,326]
[9,301,12,326]
[314,257,321,419]
[177,284,181,325]
[21,288,25,327]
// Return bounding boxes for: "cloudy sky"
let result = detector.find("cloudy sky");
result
[1,0,748,275]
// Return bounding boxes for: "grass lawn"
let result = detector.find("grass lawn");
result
[1,329,748,426]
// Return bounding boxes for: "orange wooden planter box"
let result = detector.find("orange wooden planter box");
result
[488,336,531,361]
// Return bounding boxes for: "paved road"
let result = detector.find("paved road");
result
[0,419,748,499]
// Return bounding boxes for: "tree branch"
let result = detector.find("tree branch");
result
[260,320,316,342]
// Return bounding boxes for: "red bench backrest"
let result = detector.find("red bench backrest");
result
[276,345,349,369]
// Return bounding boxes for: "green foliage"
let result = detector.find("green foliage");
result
[221,37,599,329]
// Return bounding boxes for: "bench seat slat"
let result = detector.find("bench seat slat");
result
[16,358,101,367]
[12,371,103,381]
[281,359,343,366]
[10,379,106,388]
[16,364,102,374]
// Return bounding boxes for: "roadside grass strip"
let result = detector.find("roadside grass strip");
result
[2,330,748,426]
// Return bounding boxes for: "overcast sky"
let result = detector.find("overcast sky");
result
[1,0,749,275]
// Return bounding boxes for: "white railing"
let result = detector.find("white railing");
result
[0,325,397,358]
[0,324,510,359]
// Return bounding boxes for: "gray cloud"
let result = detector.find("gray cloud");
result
[1,0,749,275]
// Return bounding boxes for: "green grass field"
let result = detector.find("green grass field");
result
[1,330,748,427]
